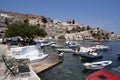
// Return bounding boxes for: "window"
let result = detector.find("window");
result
[98,75,107,79]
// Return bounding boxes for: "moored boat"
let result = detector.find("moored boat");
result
[83,61,112,69]
[80,52,103,59]
[50,44,63,48]
[86,69,120,80]
[68,41,78,48]
[73,46,95,55]
[95,45,109,51]
[117,53,120,58]
[35,39,56,47]
[10,44,48,63]
[56,48,74,53]
[65,40,70,45]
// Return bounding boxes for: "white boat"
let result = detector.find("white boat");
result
[10,44,48,63]
[68,41,78,48]
[35,39,56,46]
[83,61,112,69]
[66,41,78,48]
[50,44,63,48]
[73,46,95,55]
[56,48,74,52]
[94,45,109,51]
[65,41,70,45]
[49,41,56,45]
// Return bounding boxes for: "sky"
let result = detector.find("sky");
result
[0,0,120,33]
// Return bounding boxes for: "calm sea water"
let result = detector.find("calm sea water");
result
[38,40,120,80]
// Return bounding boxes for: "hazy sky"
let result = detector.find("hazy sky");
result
[0,0,120,33]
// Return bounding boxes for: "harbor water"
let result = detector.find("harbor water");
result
[38,40,120,80]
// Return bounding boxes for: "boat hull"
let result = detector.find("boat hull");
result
[80,53,103,59]
[117,53,120,58]
[83,61,112,70]
[86,69,120,80]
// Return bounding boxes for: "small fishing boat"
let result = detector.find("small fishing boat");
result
[95,45,109,51]
[73,46,95,55]
[65,41,70,45]
[65,41,78,48]
[35,39,56,47]
[117,53,120,58]
[80,52,103,59]
[83,61,112,69]
[68,41,78,48]
[56,48,74,53]
[50,44,63,48]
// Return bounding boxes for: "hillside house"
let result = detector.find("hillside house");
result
[80,31,93,40]
[0,13,12,18]
[110,34,118,40]
[29,19,43,26]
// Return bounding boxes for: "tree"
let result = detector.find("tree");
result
[5,18,9,26]
[101,32,104,36]
[71,27,76,33]
[58,36,65,40]
[76,27,81,32]
[105,33,110,39]
[111,32,114,34]
[91,33,99,39]
[87,25,91,30]
[81,27,85,31]
[5,23,47,42]
[23,19,29,24]
[90,30,93,33]
[72,19,75,24]
[97,27,99,30]
[41,16,47,23]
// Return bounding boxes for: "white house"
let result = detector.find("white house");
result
[110,34,118,40]
[0,13,12,18]
[65,33,76,40]
[53,19,62,24]
[117,34,120,39]
[0,13,8,17]
[79,31,93,40]
[29,19,43,26]
[76,32,83,40]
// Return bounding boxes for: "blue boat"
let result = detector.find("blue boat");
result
[68,41,78,48]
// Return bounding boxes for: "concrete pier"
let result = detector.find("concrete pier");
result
[31,52,62,73]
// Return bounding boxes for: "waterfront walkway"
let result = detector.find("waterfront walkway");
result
[0,61,41,80]
[0,44,63,79]
[0,44,40,80]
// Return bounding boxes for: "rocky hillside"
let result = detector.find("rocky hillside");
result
[0,10,119,40]
[0,10,42,20]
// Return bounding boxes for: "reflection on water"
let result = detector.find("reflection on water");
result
[38,40,120,80]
